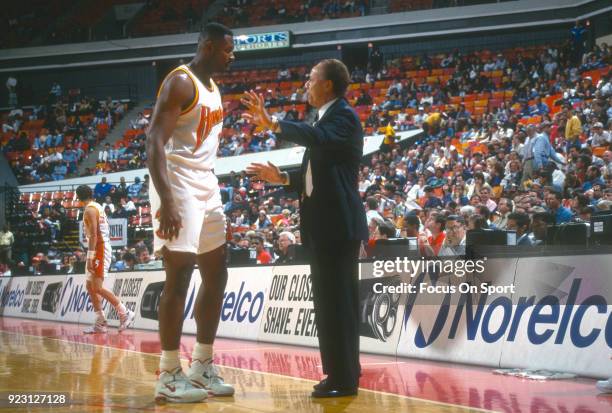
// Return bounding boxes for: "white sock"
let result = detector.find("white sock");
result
[160,350,181,372]
[95,310,105,322]
[192,342,213,364]
[116,302,127,317]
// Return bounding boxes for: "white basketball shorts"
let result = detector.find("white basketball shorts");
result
[149,166,226,256]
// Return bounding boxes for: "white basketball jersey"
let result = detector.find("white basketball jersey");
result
[159,64,223,172]
[85,201,110,245]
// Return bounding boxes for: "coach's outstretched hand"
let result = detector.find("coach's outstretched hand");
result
[241,90,274,130]
[246,161,285,185]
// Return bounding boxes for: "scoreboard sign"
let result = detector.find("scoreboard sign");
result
[234,31,291,52]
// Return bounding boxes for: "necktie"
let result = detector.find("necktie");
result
[305,115,318,197]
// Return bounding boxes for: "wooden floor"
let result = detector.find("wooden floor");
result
[0,331,485,413]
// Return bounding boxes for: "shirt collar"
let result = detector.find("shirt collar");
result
[317,98,338,121]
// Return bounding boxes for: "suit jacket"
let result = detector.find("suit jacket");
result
[278,98,368,247]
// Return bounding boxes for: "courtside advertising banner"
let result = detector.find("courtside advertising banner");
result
[357,271,407,355]
[258,265,319,347]
[499,255,612,378]
[57,274,114,324]
[133,271,167,331]
[395,257,519,367]
[0,276,29,318]
[182,266,270,340]
[105,272,148,328]
[31,275,67,321]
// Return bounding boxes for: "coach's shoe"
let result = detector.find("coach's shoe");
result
[118,310,135,332]
[155,367,208,404]
[83,318,107,334]
[597,378,612,393]
[188,359,235,396]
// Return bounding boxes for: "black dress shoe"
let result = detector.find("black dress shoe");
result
[313,378,329,391]
[311,386,358,398]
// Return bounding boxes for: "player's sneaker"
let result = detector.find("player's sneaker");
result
[83,319,107,334]
[118,309,135,332]
[188,359,235,396]
[596,378,612,393]
[154,367,208,404]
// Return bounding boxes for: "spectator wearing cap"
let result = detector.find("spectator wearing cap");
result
[545,191,573,224]
[590,122,611,147]
[507,212,533,246]
[438,215,466,256]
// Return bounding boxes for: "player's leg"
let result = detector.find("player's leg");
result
[155,248,208,403]
[194,245,227,345]
[95,280,134,331]
[95,246,135,331]
[187,198,234,396]
[84,274,107,334]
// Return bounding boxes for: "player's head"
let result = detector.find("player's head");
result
[76,185,93,202]
[306,59,350,108]
[198,22,234,72]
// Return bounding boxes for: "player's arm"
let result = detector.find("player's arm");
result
[146,73,194,240]
[84,207,98,272]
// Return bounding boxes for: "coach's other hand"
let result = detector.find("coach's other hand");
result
[241,90,275,130]
[246,161,286,185]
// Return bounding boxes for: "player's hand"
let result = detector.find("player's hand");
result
[246,161,284,184]
[241,90,274,129]
[155,201,182,240]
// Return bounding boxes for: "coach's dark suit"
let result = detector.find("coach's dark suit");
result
[277,97,368,388]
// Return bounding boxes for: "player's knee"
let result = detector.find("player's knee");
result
[86,281,98,294]
[164,272,191,298]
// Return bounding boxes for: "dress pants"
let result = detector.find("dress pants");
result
[308,239,361,387]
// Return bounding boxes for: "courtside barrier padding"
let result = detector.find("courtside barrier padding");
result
[1,255,610,378]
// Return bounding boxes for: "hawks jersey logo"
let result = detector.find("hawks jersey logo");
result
[194,105,223,153]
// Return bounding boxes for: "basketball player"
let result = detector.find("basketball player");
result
[76,184,135,334]
[146,23,235,403]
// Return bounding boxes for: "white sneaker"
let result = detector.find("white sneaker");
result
[597,378,612,393]
[188,359,235,396]
[154,367,208,404]
[118,310,135,332]
[84,319,107,334]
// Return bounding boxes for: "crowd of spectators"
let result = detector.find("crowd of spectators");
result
[4,31,612,272]
[218,0,368,29]
[3,0,507,49]
[1,84,128,184]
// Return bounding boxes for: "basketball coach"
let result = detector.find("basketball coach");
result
[242,59,368,398]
